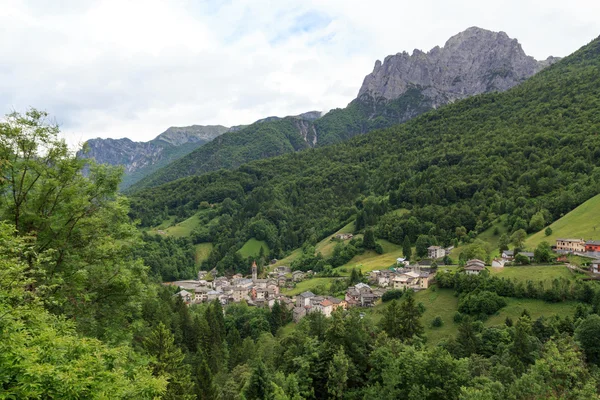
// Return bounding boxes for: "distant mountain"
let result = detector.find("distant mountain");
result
[127,27,558,192]
[126,113,320,191]
[78,125,229,189]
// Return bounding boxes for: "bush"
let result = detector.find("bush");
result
[432,316,444,327]
[545,227,553,236]
[381,289,404,302]
[458,290,507,315]
[453,311,463,323]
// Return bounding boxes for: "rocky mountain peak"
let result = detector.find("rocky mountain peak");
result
[153,125,229,146]
[357,27,559,103]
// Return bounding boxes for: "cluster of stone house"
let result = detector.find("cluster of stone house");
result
[292,291,348,321]
[368,266,434,291]
[172,262,306,307]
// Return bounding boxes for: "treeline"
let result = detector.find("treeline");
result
[436,269,596,305]
[149,290,600,399]
[129,36,600,273]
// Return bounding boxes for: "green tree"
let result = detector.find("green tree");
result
[545,227,553,236]
[402,236,412,260]
[498,234,510,253]
[379,299,403,339]
[363,228,377,250]
[398,291,425,340]
[327,346,349,400]
[575,314,600,365]
[534,241,553,263]
[0,109,148,340]
[510,229,527,250]
[144,323,195,400]
[244,361,272,400]
[0,222,166,399]
[528,211,546,233]
[415,235,433,258]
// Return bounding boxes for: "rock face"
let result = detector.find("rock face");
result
[357,27,559,106]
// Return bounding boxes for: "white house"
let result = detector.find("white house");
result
[427,246,445,259]
[464,259,485,275]
[491,258,505,268]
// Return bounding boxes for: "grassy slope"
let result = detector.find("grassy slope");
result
[335,240,404,275]
[282,278,336,296]
[238,238,270,259]
[526,193,600,248]
[371,287,580,345]
[442,265,576,284]
[194,243,213,266]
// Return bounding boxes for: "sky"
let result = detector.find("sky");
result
[1,0,599,147]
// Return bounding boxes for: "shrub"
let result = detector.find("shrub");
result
[545,227,553,236]
[453,311,463,323]
[432,316,444,327]
[381,289,404,302]
[458,290,507,315]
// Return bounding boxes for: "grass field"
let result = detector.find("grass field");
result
[194,243,213,266]
[282,277,337,296]
[488,265,574,282]
[162,214,202,237]
[238,238,270,259]
[441,265,576,285]
[527,194,600,248]
[370,287,580,345]
[335,239,404,275]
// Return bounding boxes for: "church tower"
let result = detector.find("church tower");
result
[252,260,257,281]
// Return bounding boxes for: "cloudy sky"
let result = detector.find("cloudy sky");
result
[1,0,599,146]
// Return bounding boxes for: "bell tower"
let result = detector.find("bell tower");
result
[252,260,258,281]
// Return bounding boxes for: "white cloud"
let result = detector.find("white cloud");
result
[0,0,598,146]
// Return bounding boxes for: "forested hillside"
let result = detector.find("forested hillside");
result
[128,115,316,191]
[130,36,600,273]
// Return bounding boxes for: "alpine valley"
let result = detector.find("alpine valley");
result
[5,21,600,400]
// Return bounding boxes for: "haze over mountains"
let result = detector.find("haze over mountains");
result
[81,27,558,190]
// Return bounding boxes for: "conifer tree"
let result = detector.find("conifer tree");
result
[144,323,195,400]
[397,291,424,340]
[403,236,412,260]
[244,361,272,400]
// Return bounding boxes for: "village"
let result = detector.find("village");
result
[169,237,600,322]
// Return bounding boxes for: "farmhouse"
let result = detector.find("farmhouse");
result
[464,259,485,275]
[586,241,600,252]
[501,250,514,261]
[556,238,585,253]
[292,270,305,282]
[427,246,445,259]
[591,259,600,274]
[518,252,535,262]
